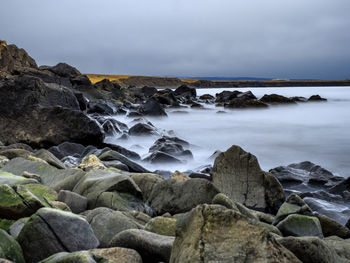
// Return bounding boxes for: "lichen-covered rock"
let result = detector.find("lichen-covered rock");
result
[91,248,142,263]
[78,154,106,171]
[109,229,174,263]
[0,170,38,186]
[276,214,323,238]
[85,207,142,247]
[170,204,301,263]
[211,145,285,214]
[38,251,113,263]
[17,208,99,263]
[145,216,177,236]
[129,173,164,201]
[147,178,220,215]
[316,214,350,238]
[277,236,344,263]
[0,229,25,263]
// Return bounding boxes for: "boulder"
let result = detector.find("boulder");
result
[170,204,301,263]
[48,142,86,160]
[38,251,113,263]
[129,173,164,201]
[139,97,167,116]
[0,149,31,160]
[316,214,350,238]
[143,151,183,164]
[8,217,29,239]
[0,169,38,186]
[109,229,174,263]
[324,236,350,261]
[91,248,142,263]
[85,207,142,247]
[308,95,327,101]
[0,229,25,263]
[32,149,65,169]
[129,123,157,136]
[276,214,323,238]
[224,98,268,108]
[87,99,121,115]
[78,154,106,171]
[147,178,220,215]
[259,94,296,104]
[174,85,196,98]
[17,207,99,263]
[145,216,177,236]
[211,145,285,214]
[277,236,343,263]
[57,190,88,213]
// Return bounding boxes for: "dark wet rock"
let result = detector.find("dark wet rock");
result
[129,173,164,201]
[329,176,350,195]
[290,96,307,102]
[141,86,157,97]
[308,94,327,101]
[100,143,140,160]
[225,98,268,108]
[170,204,301,263]
[109,229,174,263]
[174,85,196,98]
[0,41,37,74]
[57,190,88,214]
[153,89,179,106]
[147,178,220,215]
[149,137,192,159]
[316,214,350,238]
[87,99,122,115]
[215,90,257,103]
[48,142,86,160]
[188,172,211,180]
[211,145,285,214]
[85,207,142,248]
[276,236,341,263]
[139,97,167,116]
[127,111,143,118]
[94,79,125,100]
[73,91,88,111]
[0,229,25,263]
[199,94,215,100]
[17,207,99,263]
[260,94,296,104]
[45,62,81,78]
[129,123,157,136]
[0,143,33,152]
[102,160,129,171]
[98,149,148,173]
[299,190,344,203]
[143,151,183,164]
[0,149,31,160]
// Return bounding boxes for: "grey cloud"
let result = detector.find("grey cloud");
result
[1,0,349,79]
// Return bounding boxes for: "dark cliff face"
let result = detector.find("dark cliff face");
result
[0,40,38,74]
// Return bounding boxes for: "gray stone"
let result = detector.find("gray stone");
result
[109,229,174,263]
[57,190,88,214]
[276,214,323,238]
[129,173,164,201]
[91,248,142,263]
[0,229,25,263]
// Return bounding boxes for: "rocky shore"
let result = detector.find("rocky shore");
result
[1,41,350,263]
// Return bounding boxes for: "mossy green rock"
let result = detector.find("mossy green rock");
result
[0,170,37,186]
[0,219,15,232]
[39,251,113,263]
[277,214,323,238]
[9,218,29,239]
[0,229,25,263]
[0,184,45,219]
[145,216,177,236]
[23,184,58,204]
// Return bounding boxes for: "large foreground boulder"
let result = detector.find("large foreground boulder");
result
[147,178,220,215]
[0,229,25,263]
[17,207,99,263]
[170,204,301,263]
[211,145,285,214]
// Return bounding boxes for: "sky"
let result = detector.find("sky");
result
[1,0,350,79]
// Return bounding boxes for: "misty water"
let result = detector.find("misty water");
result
[107,86,350,178]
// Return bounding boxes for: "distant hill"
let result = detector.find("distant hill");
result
[181,76,273,81]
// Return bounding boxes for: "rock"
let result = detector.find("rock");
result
[0,106,104,148]
[141,86,157,97]
[46,62,81,78]
[109,229,174,263]
[147,178,220,215]
[149,137,192,159]
[260,94,296,104]
[8,217,29,239]
[78,154,106,171]
[129,173,164,201]
[100,142,140,160]
[0,169,38,186]
[87,99,121,115]
[0,229,25,263]
[0,149,31,160]
[273,194,313,225]
[153,89,179,106]
[48,142,86,160]
[225,98,268,108]
[199,94,214,100]
[144,151,183,164]
[316,214,350,238]
[17,207,99,263]
[308,95,327,101]
[0,184,46,219]
[277,236,342,263]
[174,85,196,98]
[38,251,113,263]
[98,150,149,173]
[91,248,143,263]
[23,183,58,204]
[85,207,142,248]
[170,171,190,182]
[32,149,65,169]
[0,219,15,232]
[145,216,177,236]
[0,41,37,73]
[139,97,167,116]
[170,204,301,263]
[276,214,323,238]
[324,236,350,261]
[129,123,157,136]
[211,145,285,214]
[57,190,88,214]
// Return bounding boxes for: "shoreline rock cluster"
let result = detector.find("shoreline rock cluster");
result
[1,41,349,263]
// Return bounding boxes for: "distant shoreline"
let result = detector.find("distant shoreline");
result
[87,74,350,88]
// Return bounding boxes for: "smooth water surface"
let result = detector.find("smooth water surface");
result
[108,86,350,177]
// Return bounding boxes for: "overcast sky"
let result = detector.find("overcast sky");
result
[1,0,349,79]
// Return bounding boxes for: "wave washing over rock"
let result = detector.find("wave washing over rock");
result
[0,41,350,262]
